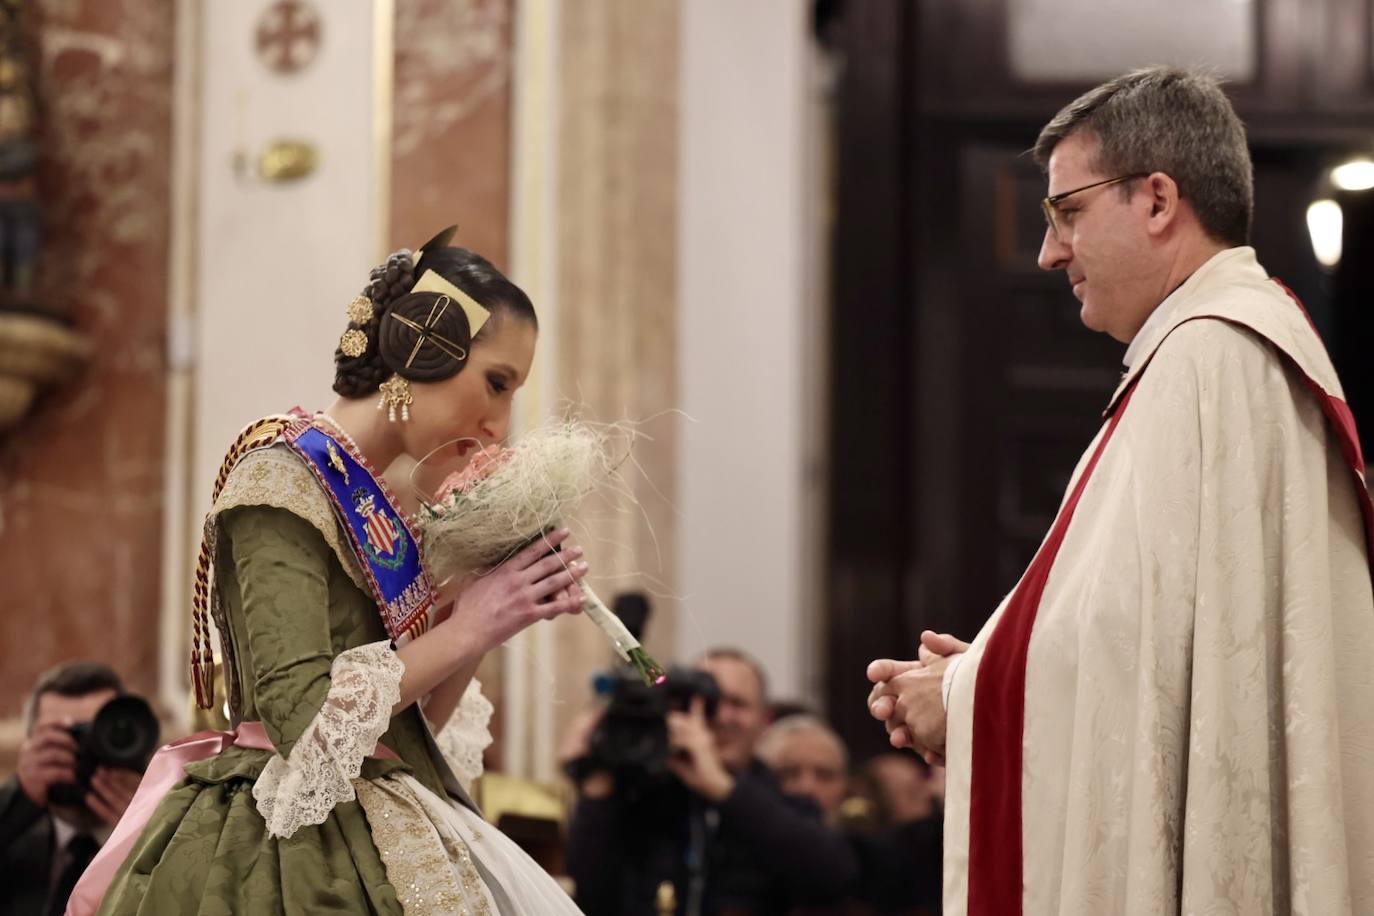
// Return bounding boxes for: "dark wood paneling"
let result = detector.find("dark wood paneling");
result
[823,0,920,760]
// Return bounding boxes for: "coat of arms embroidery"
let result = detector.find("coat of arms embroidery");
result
[352,487,407,569]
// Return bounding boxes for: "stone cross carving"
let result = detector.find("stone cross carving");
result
[255,0,322,75]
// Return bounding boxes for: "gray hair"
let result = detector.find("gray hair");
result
[1033,66,1253,247]
[698,646,769,703]
[756,713,849,771]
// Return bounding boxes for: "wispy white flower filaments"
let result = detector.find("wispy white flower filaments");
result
[416,420,665,685]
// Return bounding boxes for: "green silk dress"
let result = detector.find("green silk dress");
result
[95,442,539,915]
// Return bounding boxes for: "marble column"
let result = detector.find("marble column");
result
[389,0,512,263]
[542,0,681,776]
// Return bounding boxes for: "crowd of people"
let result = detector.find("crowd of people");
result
[561,647,942,915]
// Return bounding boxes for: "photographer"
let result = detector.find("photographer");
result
[565,648,858,915]
[1,663,145,916]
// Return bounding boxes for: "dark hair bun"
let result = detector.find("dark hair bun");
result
[367,249,415,310]
[377,290,472,382]
[332,239,537,399]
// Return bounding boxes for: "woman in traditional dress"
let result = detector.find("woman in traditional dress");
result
[82,232,589,914]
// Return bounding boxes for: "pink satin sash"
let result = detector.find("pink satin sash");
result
[64,721,397,916]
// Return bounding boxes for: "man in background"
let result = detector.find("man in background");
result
[567,647,858,915]
[756,714,848,826]
[1,662,140,916]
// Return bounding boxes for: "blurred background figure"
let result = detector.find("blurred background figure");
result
[863,754,942,829]
[0,662,156,916]
[837,755,944,916]
[565,648,858,915]
[757,714,849,827]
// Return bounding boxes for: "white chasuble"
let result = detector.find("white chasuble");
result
[942,247,1374,916]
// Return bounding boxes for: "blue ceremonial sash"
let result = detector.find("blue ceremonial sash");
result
[283,419,435,642]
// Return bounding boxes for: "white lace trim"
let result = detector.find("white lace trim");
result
[252,640,403,839]
[432,678,494,793]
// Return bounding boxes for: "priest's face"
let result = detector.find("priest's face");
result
[1037,131,1161,343]
[404,314,536,482]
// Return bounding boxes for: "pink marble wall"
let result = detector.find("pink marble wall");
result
[390,0,512,268]
[0,0,174,718]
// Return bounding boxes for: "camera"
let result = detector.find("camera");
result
[48,695,160,809]
[565,591,720,791]
[577,666,721,789]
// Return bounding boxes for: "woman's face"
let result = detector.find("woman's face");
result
[402,313,537,482]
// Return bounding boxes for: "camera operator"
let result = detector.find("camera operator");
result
[1,663,144,916]
[565,647,858,915]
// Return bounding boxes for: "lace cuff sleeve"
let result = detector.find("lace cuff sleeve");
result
[432,678,494,794]
[252,640,403,839]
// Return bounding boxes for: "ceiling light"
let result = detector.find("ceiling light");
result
[1306,199,1343,268]
[1331,159,1374,192]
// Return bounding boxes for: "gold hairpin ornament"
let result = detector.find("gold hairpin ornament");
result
[392,294,470,366]
[410,270,490,335]
[339,328,368,358]
[346,294,375,325]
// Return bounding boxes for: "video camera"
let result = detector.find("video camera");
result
[582,665,721,787]
[48,695,160,809]
[566,593,721,791]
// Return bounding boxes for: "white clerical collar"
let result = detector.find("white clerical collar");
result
[1122,246,1255,370]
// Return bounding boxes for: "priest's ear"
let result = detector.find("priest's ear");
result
[1143,171,1184,238]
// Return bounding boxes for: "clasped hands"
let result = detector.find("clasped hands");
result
[867,630,969,766]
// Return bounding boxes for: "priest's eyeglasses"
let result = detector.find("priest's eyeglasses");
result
[1041,173,1150,242]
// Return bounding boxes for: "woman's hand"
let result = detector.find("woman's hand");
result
[444,528,588,654]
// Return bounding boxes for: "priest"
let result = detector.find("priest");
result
[867,66,1374,915]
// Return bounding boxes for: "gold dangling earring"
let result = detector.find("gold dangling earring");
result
[377,374,413,422]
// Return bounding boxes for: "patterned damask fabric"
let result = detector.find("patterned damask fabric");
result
[942,249,1374,915]
[254,640,404,839]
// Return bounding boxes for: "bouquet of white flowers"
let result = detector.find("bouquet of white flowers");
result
[416,421,666,685]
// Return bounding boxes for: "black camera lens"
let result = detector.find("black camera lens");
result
[90,696,160,770]
[46,695,159,810]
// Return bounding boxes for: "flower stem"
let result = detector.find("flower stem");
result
[581,584,666,686]
[628,647,668,686]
